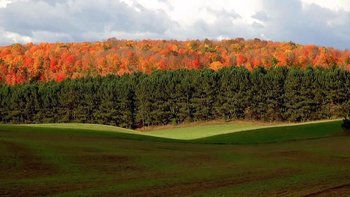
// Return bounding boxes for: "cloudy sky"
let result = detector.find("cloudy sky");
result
[0,0,350,49]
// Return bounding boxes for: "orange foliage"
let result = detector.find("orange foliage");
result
[0,39,349,85]
[209,61,224,71]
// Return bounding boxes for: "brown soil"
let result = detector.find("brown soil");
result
[110,168,300,197]
[258,150,350,167]
[71,152,143,174]
[303,183,350,197]
[0,140,56,179]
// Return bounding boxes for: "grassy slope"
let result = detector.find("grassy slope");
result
[144,121,268,139]
[25,123,136,134]
[18,122,268,140]
[0,124,182,143]
[17,119,342,141]
[1,121,350,196]
[194,120,344,144]
[143,119,342,140]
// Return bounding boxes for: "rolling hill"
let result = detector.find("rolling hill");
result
[1,119,349,196]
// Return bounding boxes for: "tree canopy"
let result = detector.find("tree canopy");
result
[0,67,349,128]
[1,39,350,85]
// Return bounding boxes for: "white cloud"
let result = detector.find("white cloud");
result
[301,0,350,11]
[151,0,262,26]
[0,0,176,43]
[0,27,32,43]
[0,0,11,8]
[0,0,349,49]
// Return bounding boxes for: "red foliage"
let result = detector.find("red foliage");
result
[56,73,66,82]
[50,58,58,70]
[191,59,201,69]
[24,57,33,67]
[236,54,247,65]
[0,39,349,85]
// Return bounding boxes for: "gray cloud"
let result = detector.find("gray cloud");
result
[0,0,176,43]
[0,0,349,49]
[180,9,245,39]
[258,0,350,49]
[252,11,269,21]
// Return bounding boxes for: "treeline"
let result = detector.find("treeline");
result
[0,66,350,128]
[1,38,350,85]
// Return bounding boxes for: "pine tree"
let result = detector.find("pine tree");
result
[264,67,287,121]
[135,76,153,127]
[247,67,267,120]
[215,67,251,120]
[284,67,303,121]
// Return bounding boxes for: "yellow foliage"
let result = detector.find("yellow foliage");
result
[209,61,223,71]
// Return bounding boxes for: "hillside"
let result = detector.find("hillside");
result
[3,119,343,142]
[1,120,349,196]
[1,38,350,85]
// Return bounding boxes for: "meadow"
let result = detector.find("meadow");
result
[1,120,350,196]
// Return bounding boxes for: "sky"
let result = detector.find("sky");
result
[0,0,350,49]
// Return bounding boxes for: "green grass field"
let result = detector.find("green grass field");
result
[1,120,350,196]
[21,119,341,140]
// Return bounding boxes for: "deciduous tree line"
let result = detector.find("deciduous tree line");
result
[0,66,349,128]
[1,38,350,85]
